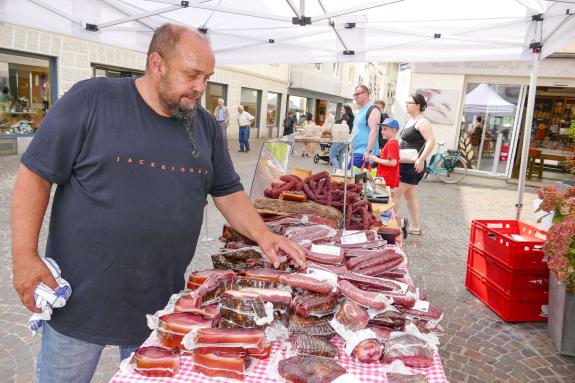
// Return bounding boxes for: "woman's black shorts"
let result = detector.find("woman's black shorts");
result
[399,163,425,185]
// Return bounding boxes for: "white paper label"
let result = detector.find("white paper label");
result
[412,300,430,313]
[342,230,360,236]
[311,244,341,256]
[340,232,368,245]
[332,373,361,383]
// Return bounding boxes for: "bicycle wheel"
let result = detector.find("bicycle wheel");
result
[435,155,467,184]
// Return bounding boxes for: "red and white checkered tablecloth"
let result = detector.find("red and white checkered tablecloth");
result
[110,335,446,383]
[110,244,446,382]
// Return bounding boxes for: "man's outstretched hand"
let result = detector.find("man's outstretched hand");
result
[256,232,306,269]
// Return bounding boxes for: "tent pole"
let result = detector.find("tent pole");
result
[515,50,540,220]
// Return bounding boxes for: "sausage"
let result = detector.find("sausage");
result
[338,280,389,310]
[355,257,404,276]
[279,273,333,294]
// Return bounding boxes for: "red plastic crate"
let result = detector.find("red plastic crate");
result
[470,220,547,269]
[465,267,548,322]
[467,244,549,295]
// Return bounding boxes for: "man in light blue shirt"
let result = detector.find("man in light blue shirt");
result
[351,85,380,168]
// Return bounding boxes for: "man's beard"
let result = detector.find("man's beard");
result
[158,81,202,158]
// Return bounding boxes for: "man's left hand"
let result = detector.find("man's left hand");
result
[256,232,306,269]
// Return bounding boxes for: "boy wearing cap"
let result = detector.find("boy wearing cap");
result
[370,118,400,204]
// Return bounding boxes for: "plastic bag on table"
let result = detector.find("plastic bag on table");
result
[382,323,439,368]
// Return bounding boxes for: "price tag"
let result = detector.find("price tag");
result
[311,244,341,256]
[412,300,430,313]
[340,232,368,245]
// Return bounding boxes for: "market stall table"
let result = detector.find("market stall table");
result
[110,254,447,382]
[527,148,572,181]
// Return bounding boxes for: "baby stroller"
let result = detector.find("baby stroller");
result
[313,142,332,164]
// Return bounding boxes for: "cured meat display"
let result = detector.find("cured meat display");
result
[254,198,343,224]
[192,351,250,380]
[290,333,339,358]
[278,355,347,383]
[118,184,446,382]
[132,346,180,377]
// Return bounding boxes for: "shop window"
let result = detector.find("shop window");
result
[0,50,54,136]
[240,87,261,128]
[314,63,322,72]
[266,92,281,127]
[205,82,228,116]
[287,95,308,123]
[92,65,143,78]
[459,83,521,174]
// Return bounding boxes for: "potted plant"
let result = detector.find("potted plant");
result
[537,185,575,356]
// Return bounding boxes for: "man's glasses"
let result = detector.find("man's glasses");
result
[353,91,366,98]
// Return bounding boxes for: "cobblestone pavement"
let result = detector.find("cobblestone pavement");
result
[1,138,574,382]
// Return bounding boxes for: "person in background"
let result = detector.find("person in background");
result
[370,118,400,209]
[329,105,354,172]
[11,23,305,383]
[213,98,229,149]
[374,100,390,149]
[350,85,380,168]
[282,111,296,136]
[396,93,435,235]
[302,112,317,157]
[0,87,13,112]
[237,105,255,152]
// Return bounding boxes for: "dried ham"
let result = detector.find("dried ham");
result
[193,328,265,354]
[220,224,257,245]
[187,269,234,290]
[368,311,406,331]
[133,346,180,377]
[193,272,234,306]
[211,247,264,271]
[285,225,337,244]
[219,290,268,329]
[157,312,213,349]
[289,333,339,359]
[278,355,346,383]
[382,334,434,368]
[254,198,343,225]
[334,300,369,331]
[292,292,338,317]
[238,288,292,312]
[352,339,383,363]
[288,313,335,338]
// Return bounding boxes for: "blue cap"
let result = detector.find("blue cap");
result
[379,118,400,130]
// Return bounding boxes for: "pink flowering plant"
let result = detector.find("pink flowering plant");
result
[537,185,575,292]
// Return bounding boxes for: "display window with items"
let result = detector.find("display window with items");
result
[0,50,54,136]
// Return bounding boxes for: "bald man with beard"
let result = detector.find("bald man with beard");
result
[11,23,305,382]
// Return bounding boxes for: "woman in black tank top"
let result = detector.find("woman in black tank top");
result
[397,93,436,235]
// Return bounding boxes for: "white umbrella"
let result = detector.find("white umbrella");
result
[2,0,574,218]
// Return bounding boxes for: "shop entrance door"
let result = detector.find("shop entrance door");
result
[459,83,526,176]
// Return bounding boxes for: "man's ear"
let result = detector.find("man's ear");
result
[148,52,165,77]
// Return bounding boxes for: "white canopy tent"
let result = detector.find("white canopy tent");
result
[464,84,517,116]
[1,0,575,218]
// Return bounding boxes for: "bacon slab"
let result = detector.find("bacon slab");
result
[157,312,213,349]
[291,292,338,317]
[192,351,250,380]
[239,288,292,311]
[244,268,288,283]
[133,346,180,377]
[194,328,265,354]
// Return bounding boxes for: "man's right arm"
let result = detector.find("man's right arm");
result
[12,164,58,313]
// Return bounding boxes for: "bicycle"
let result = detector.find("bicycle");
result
[424,140,468,184]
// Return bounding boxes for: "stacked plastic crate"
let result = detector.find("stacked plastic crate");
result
[466,220,549,322]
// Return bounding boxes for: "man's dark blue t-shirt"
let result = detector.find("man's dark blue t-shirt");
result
[21,77,243,345]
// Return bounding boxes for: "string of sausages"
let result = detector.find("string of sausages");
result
[263,171,378,230]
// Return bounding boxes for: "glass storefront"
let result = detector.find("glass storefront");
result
[0,51,54,136]
[266,92,281,137]
[240,87,261,132]
[287,95,308,123]
[92,65,143,78]
[205,82,227,116]
[459,83,522,175]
